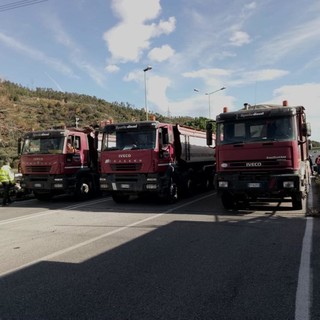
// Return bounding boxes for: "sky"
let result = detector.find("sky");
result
[0,0,320,139]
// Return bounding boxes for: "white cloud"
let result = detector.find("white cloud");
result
[148,75,171,112]
[182,67,288,92]
[226,68,289,87]
[123,69,141,82]
[230,69,289,86]
[152,17,176,36]
[103,0,176,63]
[146,76,217,118]
[245,2,257,10]
[183,68,231,79]
[148,45,175,62]
[229,31,251,46]
[224,1,256,47]
[111,0,161,22]
[144,72,231,119]
[104,23,153,62]
[267,83,320,140]
[105,64,120,73]
[182,68,230,93]
[123,67,231,119]
[245,69,289,81]
[217,51,237,59]
[167,93,234,119]
[304,56,320,70]
[257,16,320,65]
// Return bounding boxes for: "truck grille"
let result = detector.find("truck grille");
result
[115,175,139,182]
[110,163,142,171]
[238,174,269,181]
[25,166,51,173]
[227,159,283,169]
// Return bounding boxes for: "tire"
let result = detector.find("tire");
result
[163,178,178,204]
[185,177,194,196]
[203,174,214,191]
[179,173,194,198]
[112,193,130,203]
[34,191,53,201]
[292,194,303,210]
[221,192,235,210]
[75,177,92,200]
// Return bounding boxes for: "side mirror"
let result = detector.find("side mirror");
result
[206,122,213,146]
[302,123,311,137]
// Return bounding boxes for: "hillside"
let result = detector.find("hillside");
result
[1,80,319,163]
[0,80,209,161]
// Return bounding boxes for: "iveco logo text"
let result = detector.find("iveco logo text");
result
[118,154,131,158]
[246,162,262,167]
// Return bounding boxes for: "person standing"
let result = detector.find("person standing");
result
[0,158,15,206]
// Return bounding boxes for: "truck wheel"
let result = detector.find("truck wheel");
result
[203,175,214,191]
[34,191,53,201]
[179,175,194,197]
[75,177,92,200]
[221,192,235,210]
[292,195,303,210]
[185,177,194,196]
[164,178,178,203]
[112,193,130,203]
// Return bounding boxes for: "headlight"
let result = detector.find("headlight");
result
[146,184,157,190]
[218,181,229,188]
[283,181,294,188]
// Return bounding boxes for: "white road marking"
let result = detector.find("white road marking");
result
[0,198,112,226]
[295,217,313,320]
[0,193,214,277]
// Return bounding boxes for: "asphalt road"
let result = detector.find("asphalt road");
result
[0,187,319,320]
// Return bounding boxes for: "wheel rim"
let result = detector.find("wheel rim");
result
[170,182,177,200]
[80,182,90,194]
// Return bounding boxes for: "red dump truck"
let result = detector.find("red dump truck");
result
[207,101,311,210]
[99,120,215,203]
[19,127,100,200]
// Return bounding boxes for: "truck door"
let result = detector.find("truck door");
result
[159,127,171,159]
[158,126,175,173]
[66,135,83,169]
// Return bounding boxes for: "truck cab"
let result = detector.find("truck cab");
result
[212,102,311,210]
[19,127,99,200]
[99,121,215,203]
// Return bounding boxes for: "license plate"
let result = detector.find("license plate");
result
[34,183,42,188]
[248,182,260,188]
[121,184,130,189]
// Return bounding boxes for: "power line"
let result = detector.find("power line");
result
[0,0,48,13]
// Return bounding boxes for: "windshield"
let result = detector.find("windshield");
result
[21,137,65,154]
[217,116,296,145]
[102,129,156,151]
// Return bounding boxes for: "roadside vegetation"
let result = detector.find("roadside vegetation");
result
[0,80,211,162]
[1,80,319,167]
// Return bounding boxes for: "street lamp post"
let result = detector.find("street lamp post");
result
[194,87,226,118]
[144,66,152,121]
